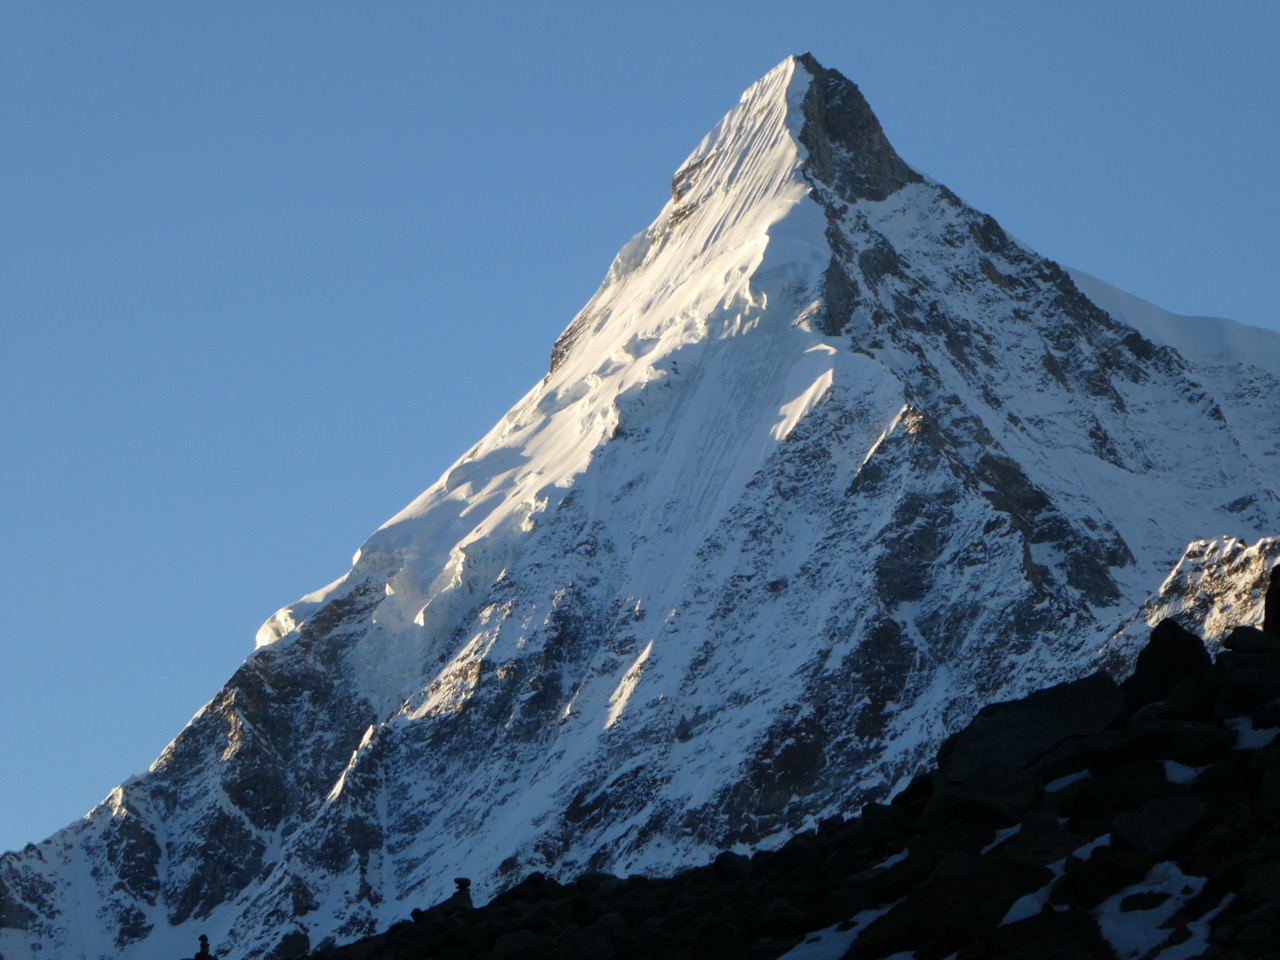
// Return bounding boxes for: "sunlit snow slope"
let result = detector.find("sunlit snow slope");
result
[3,54,1279,960]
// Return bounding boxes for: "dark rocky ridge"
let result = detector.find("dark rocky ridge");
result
[295,569,1280,960]
[795,52,922,206]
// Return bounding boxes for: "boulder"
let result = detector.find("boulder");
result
[1223,625,1280,653]
[1122,619,1211,707]
[1111,795,1208,857]
[942,672,1125,772]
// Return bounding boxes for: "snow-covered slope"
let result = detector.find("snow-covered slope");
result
[3,54,1279,960]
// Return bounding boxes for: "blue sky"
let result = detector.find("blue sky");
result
[1,3,1276,854]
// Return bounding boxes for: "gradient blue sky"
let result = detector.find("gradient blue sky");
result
[2,3,1277,854]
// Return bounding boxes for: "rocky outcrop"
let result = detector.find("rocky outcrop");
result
[302,568,1280,960]
[1105,537,1280,672]
[795,52,921,205]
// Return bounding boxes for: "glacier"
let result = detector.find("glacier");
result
[2,54,1279,960]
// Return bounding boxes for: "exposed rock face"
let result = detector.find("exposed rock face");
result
[795,51,921,205]
[3,55,1280,960]
[300,593,1280,959]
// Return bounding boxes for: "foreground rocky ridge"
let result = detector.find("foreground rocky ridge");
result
[302,569,1280,960]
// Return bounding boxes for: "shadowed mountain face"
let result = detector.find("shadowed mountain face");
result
[3,55,1279,960]
[298,566,1280,960]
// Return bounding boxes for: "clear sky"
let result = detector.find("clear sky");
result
[1,2,1276,854]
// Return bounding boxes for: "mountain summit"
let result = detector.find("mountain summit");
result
[4,55,1279,960]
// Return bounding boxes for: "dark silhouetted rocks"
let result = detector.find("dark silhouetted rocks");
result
[1122,617,1212,708]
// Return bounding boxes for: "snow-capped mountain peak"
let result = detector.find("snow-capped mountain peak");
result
[4,55,1279,960]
